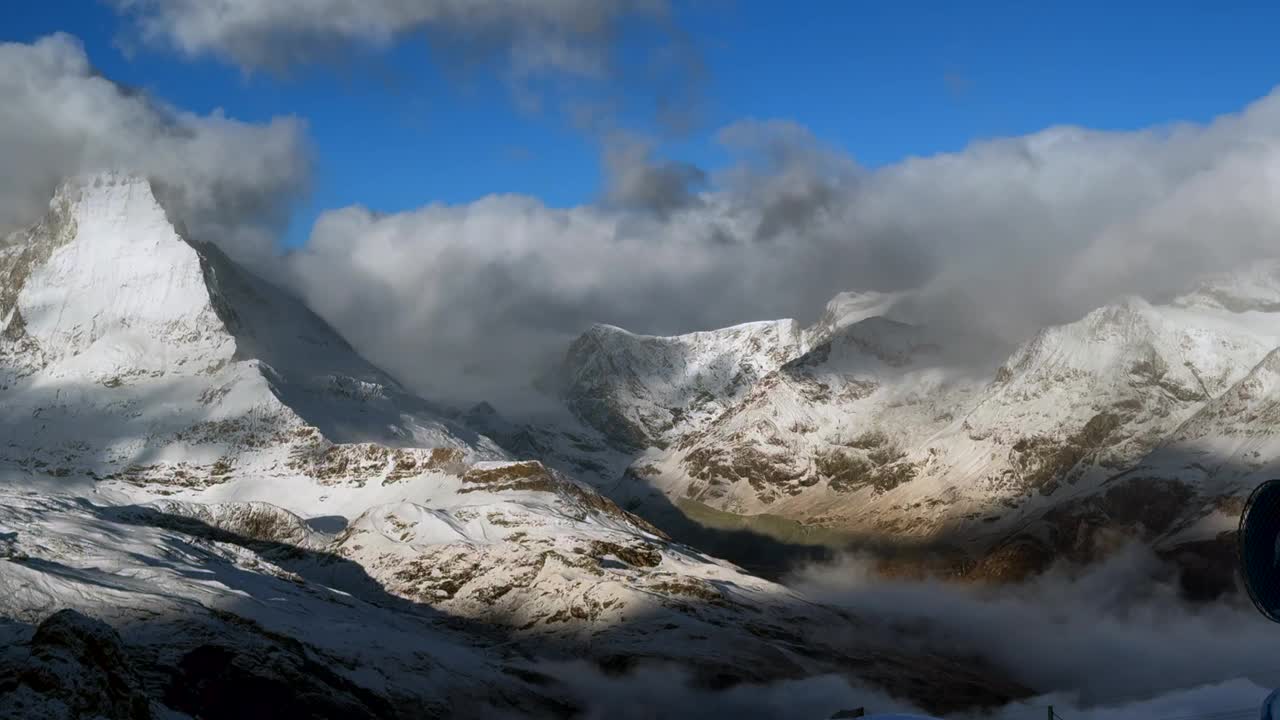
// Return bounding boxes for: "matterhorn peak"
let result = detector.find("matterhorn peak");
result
[54,168,153,194]
[44,170,170,231]
[1,169,232,376]
[0,174,503,472]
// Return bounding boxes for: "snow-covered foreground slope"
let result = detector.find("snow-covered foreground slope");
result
[555,265,1280,591]
[0,489,543,718]
[0,175,1025,717]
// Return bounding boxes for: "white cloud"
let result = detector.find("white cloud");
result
[111,0,669,77]
[283,91,1280,414]
[287,194,737,409]
[0,34,309,264]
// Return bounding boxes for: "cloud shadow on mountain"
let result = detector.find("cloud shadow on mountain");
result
[627,489,839,578]
[0,494,1031,717]
[622,443,1258,603]
[191,235,493,450]
[20,429,1262,717]
[0,378,1260,717]
[6,500,569,717]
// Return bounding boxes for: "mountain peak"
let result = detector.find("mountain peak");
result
[2,169,230,377]
[1,176,502,479]
[47,171,165,227]
[55,169,152,194]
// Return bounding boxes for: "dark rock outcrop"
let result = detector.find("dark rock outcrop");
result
[0,609,152,720]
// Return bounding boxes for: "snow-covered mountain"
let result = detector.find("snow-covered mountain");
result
[0,174,1024,717]
[0,172,506,480]
[560,291,903,452]
[556,265,1280,592]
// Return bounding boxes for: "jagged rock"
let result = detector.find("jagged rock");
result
[0,609,152,720]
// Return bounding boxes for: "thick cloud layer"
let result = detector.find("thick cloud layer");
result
[0,34,309,264]
[112,0,669,78]
[789,547,1279,715]
[283,91,1280,412]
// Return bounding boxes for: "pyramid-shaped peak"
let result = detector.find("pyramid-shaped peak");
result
[48,171,159,213]
[2,170,232,374]
[2,176,502,460]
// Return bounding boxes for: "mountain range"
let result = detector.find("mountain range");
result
[541,250,1280,597]
[0,174,1033,718]
[4,171,1276,717]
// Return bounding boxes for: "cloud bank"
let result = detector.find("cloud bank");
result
[789,547,1278,714]
[492,548,1275,719]
[12,24,1280,425]
[0,34,309,264]
[280,91,1280,412]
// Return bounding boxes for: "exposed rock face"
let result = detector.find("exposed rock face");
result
[0,610,152,720]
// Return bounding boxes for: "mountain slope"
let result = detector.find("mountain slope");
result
[555,270,1280,588]
[0,174,1027,716]
[0,172,504,490]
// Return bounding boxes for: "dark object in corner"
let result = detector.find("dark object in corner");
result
[1239,479,1280,623]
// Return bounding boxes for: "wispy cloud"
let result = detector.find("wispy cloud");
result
[110,0,669,76]
[790,547,1278,713]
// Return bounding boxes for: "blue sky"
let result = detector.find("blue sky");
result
[9,2,1280,247]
